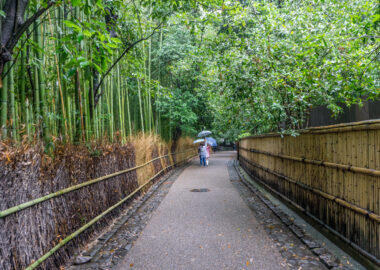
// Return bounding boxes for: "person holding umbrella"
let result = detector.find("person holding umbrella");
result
[196,130,212,167]
[198,142,207,167]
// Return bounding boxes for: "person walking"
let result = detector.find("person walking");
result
[198,142,207,167]
[206,144,211,166]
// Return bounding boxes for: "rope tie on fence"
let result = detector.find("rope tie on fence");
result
[347,165,352,172]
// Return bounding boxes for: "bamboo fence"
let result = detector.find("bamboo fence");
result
[0,149,195,218]
[26,151,196,270]
[0,148,196,269]
[238,120,380,263]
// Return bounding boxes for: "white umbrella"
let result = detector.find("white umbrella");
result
[193,139,204,144]
[198,130,212,137]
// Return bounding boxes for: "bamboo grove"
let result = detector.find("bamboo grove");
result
[0,0,379,146]
[0,0,198,146]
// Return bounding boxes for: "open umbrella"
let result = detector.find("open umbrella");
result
[205,137,217,147]
[193,139,204,144]
[198,130,212,138]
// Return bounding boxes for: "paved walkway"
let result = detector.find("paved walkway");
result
[117,152,287,269]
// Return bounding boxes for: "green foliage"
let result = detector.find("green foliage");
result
[195,0,380,141]
[0,0,378,145]
[156,88,198,135]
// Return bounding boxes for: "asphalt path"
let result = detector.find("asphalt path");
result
[117,152,286,270]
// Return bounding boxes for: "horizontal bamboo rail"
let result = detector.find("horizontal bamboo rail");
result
[26,152,197,270]
[0,149,195,218]
[238,155,380,223]
[239,147,380,176]
[238,120,380,262]
[243,119,380,138]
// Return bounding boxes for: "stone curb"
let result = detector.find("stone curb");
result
[233,160,344,269]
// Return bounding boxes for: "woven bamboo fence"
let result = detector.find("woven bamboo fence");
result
[0,144,197,270]
[238,119,380,264]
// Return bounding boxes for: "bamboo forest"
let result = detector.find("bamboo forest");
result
[0,0,378,146]
[0,1,379,270]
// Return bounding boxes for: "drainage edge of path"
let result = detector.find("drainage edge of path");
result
[68,163,191,267]
[232,160,367,270]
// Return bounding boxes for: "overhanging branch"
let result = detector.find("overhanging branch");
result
[94,21,164,106]
[7,1,56,51]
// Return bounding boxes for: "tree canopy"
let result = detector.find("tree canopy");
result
[0,0,378,145]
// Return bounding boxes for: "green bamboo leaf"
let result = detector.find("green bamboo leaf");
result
[82,29,92,37]
[80,61,90,68]
[63,20,81,32]
[71,0,82,7]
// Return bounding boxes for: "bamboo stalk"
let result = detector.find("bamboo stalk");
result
[19,46,27,125]
[137,77,144,133]
[8,64,17,141]
[26,98,32,137]
[0,149,195,218]
[126,78,132,135]
[34,20,50,143]
[116,61,124,138]
[147,3,153,132]
[1,63,8,138]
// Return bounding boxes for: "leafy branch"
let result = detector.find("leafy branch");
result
[93,20,165,106]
